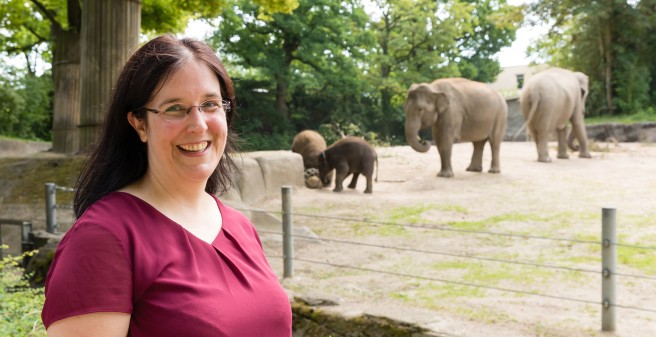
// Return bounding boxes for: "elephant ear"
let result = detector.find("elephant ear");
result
[574,72,589,113]
[575,72,589,98]
[434,92,449,114]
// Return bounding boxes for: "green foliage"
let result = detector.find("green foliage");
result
[0,68,53,140]
[528,0,656,116]
[213,0,379,146]
[455,0,524,82]
[0,246,46,337]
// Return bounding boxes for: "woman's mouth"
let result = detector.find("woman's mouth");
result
[178,141,209,153]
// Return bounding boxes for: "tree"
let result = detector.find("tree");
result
[0,0,300,152]
[528,0,651,116]
[213,0,372,127]
[455,0,523,82]
[0,67,53,140]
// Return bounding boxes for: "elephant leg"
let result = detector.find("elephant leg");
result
[364,174,373,194]
[348,173,359,189]
[467,140,485,172]
[433,127,454,177]
[488,138,501,174]
[333,164,348,192]
[534,130,552,163]
[556,127,569,159]
[571,119,591,158]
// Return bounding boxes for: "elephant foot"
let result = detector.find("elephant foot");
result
[332,187,343,192]
[466,166,483,172]
[580,152,592,158]
[347,184,357,189]
[364,189,372,194]
[538,157,552,163]
[488,168,501,174]
[557,153,569,159]
[437,170,454,178]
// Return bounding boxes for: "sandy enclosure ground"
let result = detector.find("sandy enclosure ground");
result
[256,141,656,337]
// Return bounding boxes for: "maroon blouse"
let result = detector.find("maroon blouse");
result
[42,192,292,336]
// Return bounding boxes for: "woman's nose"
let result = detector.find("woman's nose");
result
[186,107,209,132]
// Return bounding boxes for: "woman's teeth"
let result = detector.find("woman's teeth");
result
[179,142,208,152]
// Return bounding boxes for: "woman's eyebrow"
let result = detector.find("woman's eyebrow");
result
[157,93,222,106]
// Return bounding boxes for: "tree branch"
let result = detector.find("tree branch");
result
[29,0,62,31]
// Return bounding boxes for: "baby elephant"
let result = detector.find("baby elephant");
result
[318,136,378,194]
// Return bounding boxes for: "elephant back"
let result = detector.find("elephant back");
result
[291,130,327,168]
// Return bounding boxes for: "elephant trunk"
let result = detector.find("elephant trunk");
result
[405,123,431,153]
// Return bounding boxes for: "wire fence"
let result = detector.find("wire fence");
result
[254,187,655,332]
[43,183,656,331]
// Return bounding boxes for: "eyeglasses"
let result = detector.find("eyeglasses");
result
[142,99,231,122]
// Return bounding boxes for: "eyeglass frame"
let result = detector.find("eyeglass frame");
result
[140,99,231,122]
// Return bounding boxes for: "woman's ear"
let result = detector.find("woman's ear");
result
[127,112,148,142]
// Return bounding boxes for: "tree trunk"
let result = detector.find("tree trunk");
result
[79,0,140,151]
[50,26,81,154]
[275,75,289,119]
[604,20,613,114]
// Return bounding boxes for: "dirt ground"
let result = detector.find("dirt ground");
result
[255,141,656,337]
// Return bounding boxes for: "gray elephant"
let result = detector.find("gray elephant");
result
[520,67,591,162]
[291,130,331,188]
[404,78,508,177]
[318,136,378,194]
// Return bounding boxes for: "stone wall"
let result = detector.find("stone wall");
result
[0,139,51,157]
[503,97,656,143]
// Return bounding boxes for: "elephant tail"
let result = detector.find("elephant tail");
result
[375,155,379,182]
[522,90,540,140]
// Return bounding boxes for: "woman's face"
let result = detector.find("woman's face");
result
[129,59,228,188]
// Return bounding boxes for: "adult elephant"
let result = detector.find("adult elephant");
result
[520,67,591,162]
[404,78,508,177]
[291,129,331,188]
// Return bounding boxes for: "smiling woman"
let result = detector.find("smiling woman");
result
[40,34,293,337]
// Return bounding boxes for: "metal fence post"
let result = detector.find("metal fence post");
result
[282,186,294,278]
[45,182,57,233]
[602,207,617,331]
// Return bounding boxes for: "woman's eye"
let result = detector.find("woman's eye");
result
[201,100,221,112]
[165,105,185,113]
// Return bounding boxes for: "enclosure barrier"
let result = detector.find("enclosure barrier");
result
[45,182,75,234]
[0,219,33,259]
[43,184,651,332]
[275,186,654,333]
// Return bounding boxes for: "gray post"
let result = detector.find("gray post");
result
[282,186,294,278]
[601,207,617,331]
[45,182,57,233]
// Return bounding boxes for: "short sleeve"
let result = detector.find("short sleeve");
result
[41,222,133,328]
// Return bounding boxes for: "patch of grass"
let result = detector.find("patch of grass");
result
[1,156,83,206]
[618,246,656,275]
[452,304,516,325]
[386,204,435,224]
[586,110,656,125]
[446,212,547,231]
[350,222,407,237]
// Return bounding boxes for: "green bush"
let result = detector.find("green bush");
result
[0,246,46,337]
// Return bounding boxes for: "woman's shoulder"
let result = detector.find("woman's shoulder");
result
[73,192,160,237]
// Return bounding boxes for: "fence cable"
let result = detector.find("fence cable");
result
[54,185,74,192]
[259,230,656,282]
[266,254,656,314]
[245,208,656,252]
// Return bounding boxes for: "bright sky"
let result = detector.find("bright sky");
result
[496,0,546,67]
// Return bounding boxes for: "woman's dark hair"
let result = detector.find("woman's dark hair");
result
[74,34,238,218]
